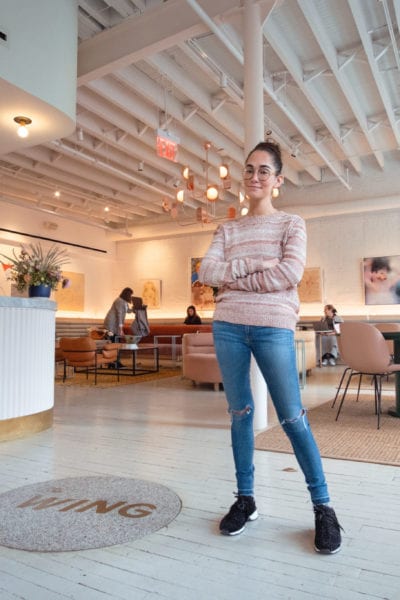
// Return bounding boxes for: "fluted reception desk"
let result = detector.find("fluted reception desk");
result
[0,297,57,441]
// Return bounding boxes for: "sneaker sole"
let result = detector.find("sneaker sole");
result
[220,509,258,536]
[314,544,341,554]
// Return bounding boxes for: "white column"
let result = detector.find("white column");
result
[0,297,56,420]
[243,0,268,430]
[243,0,265,154]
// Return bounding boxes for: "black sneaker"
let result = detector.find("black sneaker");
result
[314,505,343,554]
[219,495,258,536]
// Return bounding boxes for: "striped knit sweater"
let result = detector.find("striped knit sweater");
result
[198,211,306,331]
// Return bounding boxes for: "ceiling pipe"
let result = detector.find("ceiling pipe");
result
[185,0,244,63]
[0,194,112,232]
[51,140,176,200]
[50,140,204,210]
[380,0,400,73]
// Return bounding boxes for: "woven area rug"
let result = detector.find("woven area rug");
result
[0,476,182,552]
[55,366,181,388]
[255,394,400,466]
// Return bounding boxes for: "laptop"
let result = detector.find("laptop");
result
[312,321,332,333]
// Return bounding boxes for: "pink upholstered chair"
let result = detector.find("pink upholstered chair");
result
[373,322,400,358]
[335,322,400,428]
[182,332,222,391]
[331,332,362,408]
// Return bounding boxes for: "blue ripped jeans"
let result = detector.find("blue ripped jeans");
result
[213,321,329,505]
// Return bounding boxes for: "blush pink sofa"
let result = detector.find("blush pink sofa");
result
[182,332,223,390]
[123,323,212,361]
[182,330,316,392]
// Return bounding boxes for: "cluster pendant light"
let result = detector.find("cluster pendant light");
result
[175,141,233,222]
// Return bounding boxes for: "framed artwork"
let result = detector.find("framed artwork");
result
[140,279,161,309]
[190,257,216,310]
[298,267,323,303]
[54,271,85,311]
[363,255,400,305]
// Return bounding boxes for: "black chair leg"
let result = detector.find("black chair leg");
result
[374,375,382,429]
[335,371,358,421]
[331,367,351,407]
[355,373,363,401]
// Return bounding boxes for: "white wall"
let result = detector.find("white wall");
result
[2,202,400,321]
[1,0,77,119]
[0,202,118,318]
[115,208,400,321]
[116,231,214,320]
[305,209,400,318]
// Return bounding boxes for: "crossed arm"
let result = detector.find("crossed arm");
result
[199,219,306,293]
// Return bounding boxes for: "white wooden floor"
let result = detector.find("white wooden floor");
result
[0,366,399,600]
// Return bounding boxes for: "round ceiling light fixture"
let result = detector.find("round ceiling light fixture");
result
[13,116,32,138]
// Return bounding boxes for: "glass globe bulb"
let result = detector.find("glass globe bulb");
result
[17,125,29,138]
[206,185,219,201]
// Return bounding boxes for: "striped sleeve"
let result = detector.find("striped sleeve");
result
[198,225,266,286]
[228,216,306,293]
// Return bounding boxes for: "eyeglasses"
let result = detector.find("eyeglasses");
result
[242,166,275,181]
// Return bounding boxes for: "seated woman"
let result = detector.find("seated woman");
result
[319,304,343,366]
[184,305,202,325]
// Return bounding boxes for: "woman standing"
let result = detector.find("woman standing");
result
[103,287,134,341]
[199,141,342,554]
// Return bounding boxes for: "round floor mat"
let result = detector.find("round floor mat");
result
[0,476,181,552]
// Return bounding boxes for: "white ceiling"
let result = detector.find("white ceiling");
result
[1,0,400,236]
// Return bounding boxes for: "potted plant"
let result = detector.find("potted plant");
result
[1,242,70,297]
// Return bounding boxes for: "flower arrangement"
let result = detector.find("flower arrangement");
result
[1,243,70,292]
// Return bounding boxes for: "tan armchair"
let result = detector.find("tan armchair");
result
[59,337,119,384]
[182,332,222,391]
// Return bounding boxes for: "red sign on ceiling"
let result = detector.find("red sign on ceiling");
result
[156,129,179,162]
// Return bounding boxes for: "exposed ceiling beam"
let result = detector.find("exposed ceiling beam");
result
[106,0,138,18]
[348,0,400,148]
[147,53,244,147]
[77,0,239,85]
[297,0,383,170]
[183,0,337,185]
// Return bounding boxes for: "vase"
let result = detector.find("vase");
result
[28,284,52,298]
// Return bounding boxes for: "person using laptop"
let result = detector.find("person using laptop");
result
[184,305,202,325]
[318,304,343,366]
